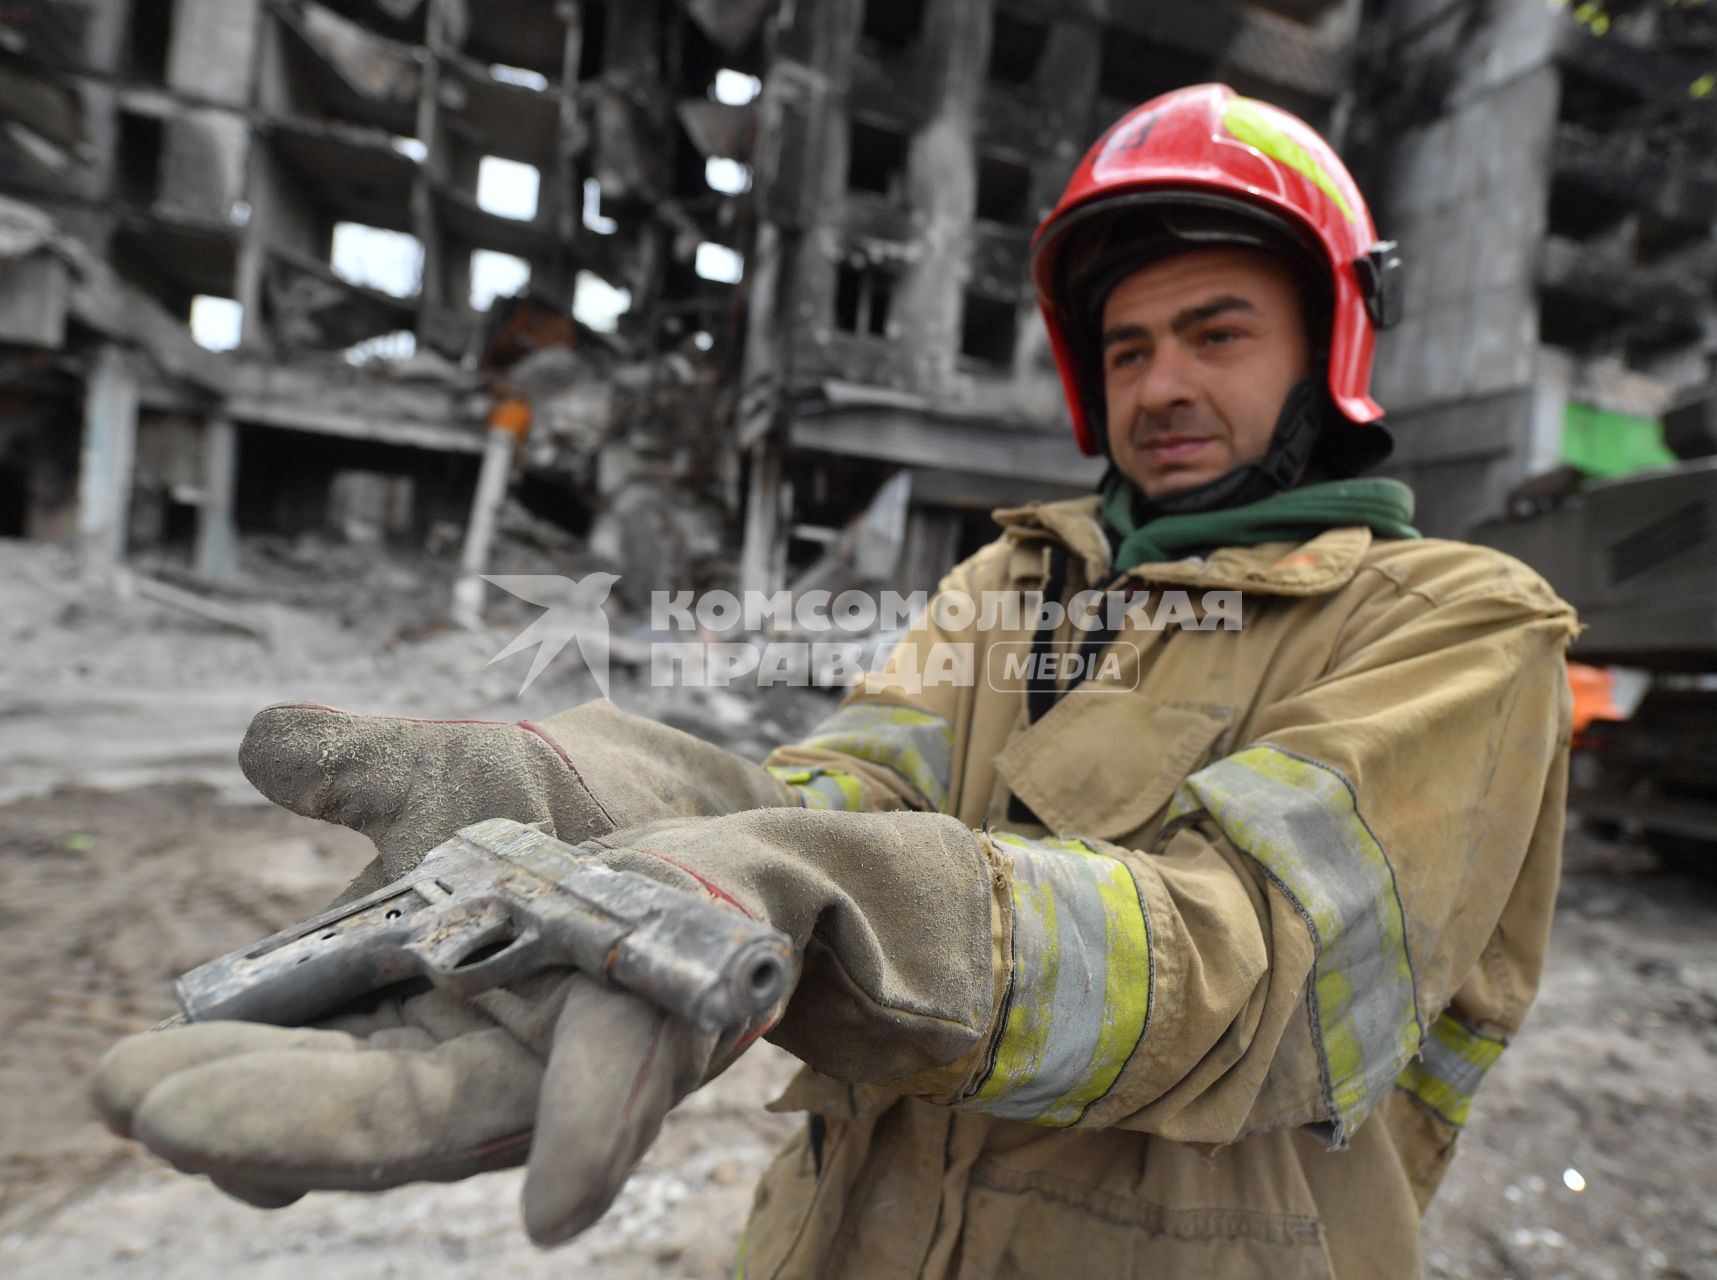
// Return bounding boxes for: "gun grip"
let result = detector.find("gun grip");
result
[408,898,548,999]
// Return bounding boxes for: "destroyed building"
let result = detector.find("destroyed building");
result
[1351,0,1717,537]
[0,0,760,604]
[1,0,1713,609]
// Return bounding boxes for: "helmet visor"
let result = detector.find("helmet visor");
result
[1053,192,1329,337]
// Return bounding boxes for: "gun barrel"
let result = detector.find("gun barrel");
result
[553,865,792,1033]
[480,823,792,1034]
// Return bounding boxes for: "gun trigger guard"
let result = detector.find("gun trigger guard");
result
[407,900,544,999]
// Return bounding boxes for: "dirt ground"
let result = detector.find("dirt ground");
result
[0,780,808,1280]
[2,539,1715,1278]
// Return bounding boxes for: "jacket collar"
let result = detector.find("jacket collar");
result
[993,495,1374,597]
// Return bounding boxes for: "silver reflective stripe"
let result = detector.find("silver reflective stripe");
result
[793,702,954,812]
[1395,1011,1505,1128]
[765,765,864,812]
[1167,743,1421,1140]
[1419,1030,1488,1096]
[965,833,1152,1127]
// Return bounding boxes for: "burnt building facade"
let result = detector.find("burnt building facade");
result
[0,0,762,592]
[729,0,1357,593]
[1,0,1710,606]
[1353,0,1717,535]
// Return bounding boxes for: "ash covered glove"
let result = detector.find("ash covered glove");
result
[91,968,728,1243]
[92,807,1014,1244]
[237,697,795,900]
[576,816,1158,1122]
[580,808,1010,1092]
[90,697,797,1243]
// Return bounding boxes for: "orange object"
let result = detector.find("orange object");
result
[488,397,533,439]
[1567,662,1625,738]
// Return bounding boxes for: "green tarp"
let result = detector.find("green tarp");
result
[1560,402,1676,478]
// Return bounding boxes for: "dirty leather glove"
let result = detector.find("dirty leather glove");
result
[92,968,733,1243]
[92,808,1009,1243]
[91,697,797,1242]
[580,809,1008,1090]
[236,697,796,901]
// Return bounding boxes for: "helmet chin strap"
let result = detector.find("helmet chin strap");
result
[1118,374,1328,520]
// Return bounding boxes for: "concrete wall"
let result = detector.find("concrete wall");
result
[166,0,261,107]
[1364,0,1562,537]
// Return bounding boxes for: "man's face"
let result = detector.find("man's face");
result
[1100,247,1311,500]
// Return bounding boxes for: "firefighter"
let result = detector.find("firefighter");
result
[93,85,1575,1278]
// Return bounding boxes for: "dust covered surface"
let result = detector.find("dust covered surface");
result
[1,541,1715,1276]
[0,791,801,1279]
[1419,834,1717,1280]
[0,795,806,1279]
[0,538,823,1276]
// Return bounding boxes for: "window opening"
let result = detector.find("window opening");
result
[713,69,763,105]
[115,112,164,205]
[848,118,910,202]
[477,157,541,221]
[490,64,550,91]
[975,151,1032,225]
[126,0,175,83]
[695,242,744,284]
[989,11,1047,84]
[190,296,243,351]
[573,270,630,332]
[470,250,530,310]
[331,223,424,298]
[961,291,1016,367]
[861,0,924,53]
[583,179,618,234]
[706,157,752,194]
[577,0,608,82]
[835,263,895,338]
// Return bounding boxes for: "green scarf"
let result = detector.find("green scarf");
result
[1098,471,1421,573]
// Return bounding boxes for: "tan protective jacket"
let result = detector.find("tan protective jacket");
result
[741,495,1576,1279]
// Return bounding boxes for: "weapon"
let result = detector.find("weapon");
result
[175,818,793,1035]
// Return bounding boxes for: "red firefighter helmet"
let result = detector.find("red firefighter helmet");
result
[1031,83,1401,456]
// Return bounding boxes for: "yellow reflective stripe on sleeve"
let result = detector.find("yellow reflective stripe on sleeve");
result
[766,764,866,811]
[965,832,1153,1127]
[1395,1011,1506,1128]
[793,702,954,812]
[1167,743,1421,1141]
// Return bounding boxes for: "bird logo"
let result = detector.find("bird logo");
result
[483,572,620,697]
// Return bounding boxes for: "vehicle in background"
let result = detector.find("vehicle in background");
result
[1470,387,1717,863]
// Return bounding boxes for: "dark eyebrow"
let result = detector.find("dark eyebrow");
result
[1101,295,1259,350]
[1170,295,1255,333]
